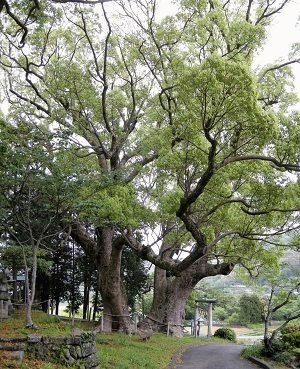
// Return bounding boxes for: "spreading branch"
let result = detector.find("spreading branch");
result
[258,59,300,83]
[255,0,290,25]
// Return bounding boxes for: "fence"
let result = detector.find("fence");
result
[2,299,190,336]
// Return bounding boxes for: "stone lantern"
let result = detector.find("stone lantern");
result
[0,268,13,320]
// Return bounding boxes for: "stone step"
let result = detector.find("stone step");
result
[1,349,24,363]
[0,337,26,364]
[0,342,26,350]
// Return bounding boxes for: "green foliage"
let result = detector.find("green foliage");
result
[281,323,300,349]
[213,307,227,322]
[194,283,240,319]
[139,292,153,317]
[121,247,149,310]
[227,312,240,325]
[1,0,300,335]
[74,182,143,228]
[213,328,236,342]
[262,339,286,360]
[80,331,96,343]
[239,294,264,325]
[242,341,296,366]
[242,323,300,366]
[184,290,197,320]
[241,344,264,359]
[291,347,300,366]
[271,301,299,321]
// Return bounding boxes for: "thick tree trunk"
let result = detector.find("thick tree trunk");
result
[142,267,195,337]
[142,257,234,337]
[143,267,193,337]
[69,223,131,332]
[96,226,131,332]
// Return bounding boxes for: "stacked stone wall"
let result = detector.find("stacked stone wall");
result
[0,332,100,368]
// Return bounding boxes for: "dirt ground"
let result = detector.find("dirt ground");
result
[184,324,262,337]
[228,326,255,336]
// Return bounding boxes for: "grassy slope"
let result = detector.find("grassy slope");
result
[0,310,289,369]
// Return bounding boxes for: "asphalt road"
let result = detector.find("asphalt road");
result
[168,343,263,369]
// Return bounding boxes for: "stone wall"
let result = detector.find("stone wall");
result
[0,332,100,368]
[0,336,27,363]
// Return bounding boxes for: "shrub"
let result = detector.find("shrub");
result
[213,307,227,322]
[227,312,240,325]
[214,327,236,342]
[281,323,300,334]
[291,347,300,364]
[281,323,300,349]
[272,350,294,363]
[262,339,286,358]
[241,344,263,359]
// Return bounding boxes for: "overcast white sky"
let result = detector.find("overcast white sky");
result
[255,1,299,83]
[256,1,299,61]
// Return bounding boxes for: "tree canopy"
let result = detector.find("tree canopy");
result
[0,0,299,334]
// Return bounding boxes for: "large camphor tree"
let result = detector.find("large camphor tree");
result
[1,0,300,335]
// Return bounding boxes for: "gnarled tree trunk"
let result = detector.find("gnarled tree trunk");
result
[69,223,131,333]
[97,226,130,332]
[142,257,234,337]
[144,267,193,337]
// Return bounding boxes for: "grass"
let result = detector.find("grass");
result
[0,309,219,368]
[96,333,217,369]
[244,323,265,336]
[0,309,94,337]
[0,309,94,369]
[1,359,70,369]
[0,310,291,369]
[241,344,290,369]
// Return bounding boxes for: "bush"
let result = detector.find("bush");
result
[213,307,227,322]
[214,327,236,342]
[262,339,286,359]
[243,342,292,364]
[281,323,300,349]
[227,312,240,325]
[241,344,263,359]
[272,350,293,363]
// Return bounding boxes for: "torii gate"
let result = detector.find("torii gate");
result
[194,299,217,337]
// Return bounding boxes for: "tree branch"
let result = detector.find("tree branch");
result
[258,59,300,83]
[241,207,300,216]
[0,0,29,44]
[176,133,217,217]
[64,222,100,262]
[255,0,290,25]
[245,0,254,22]
[101,2,112,134]
[218,154,300,172]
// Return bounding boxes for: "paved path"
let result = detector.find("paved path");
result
[169,343,263,369]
